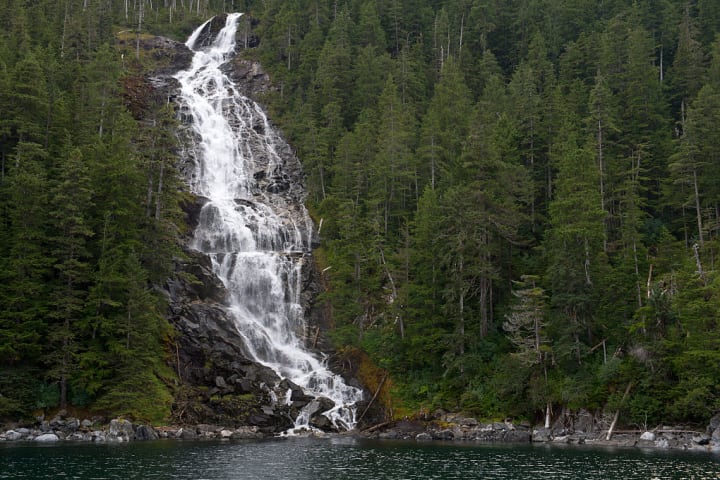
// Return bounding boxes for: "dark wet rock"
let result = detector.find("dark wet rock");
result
[190,14,230,50]
[309,414,333,431]
[181,196,211,231]
[434,429,455,440]
[266,180,289,193]
[532,427,553,442]
[164,248,293,430]
[306,397,338,432]
[178,427,198,440]
[305,397,336,418]
[378,430,401,440]
[224,58,272,98]
[135,425,159,441]
[503,429,532,443]
[281,379,313,408]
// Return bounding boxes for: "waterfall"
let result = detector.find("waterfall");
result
[174,13,362,432]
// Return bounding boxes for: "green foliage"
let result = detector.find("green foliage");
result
[0,1,190,421]
[247,0,720,427]
[1,0,720,428]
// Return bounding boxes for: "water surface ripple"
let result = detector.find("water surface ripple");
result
[1,438,719,479]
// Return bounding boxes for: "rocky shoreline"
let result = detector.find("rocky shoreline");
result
[0,411,267,443]
[364,413,720,453]
[3,411,719,455]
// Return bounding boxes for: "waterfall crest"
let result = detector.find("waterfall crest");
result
[174,13,362,432]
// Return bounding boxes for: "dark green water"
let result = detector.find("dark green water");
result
[1,437,719,479]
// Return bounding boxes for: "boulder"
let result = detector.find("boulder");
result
[65,418,80,431]
[305,397,336,417]
[379,431,401,440]
[309,414,333,431]
[434,429,455,440]
[178,428,198,440]
[503,429,532,443]
[135,425,159,441]
[107,419,134,442]
[34,433,60,442]
[280,379,312,408]
[640,431,656,441]
[5,430,23,441]
[532,428,553,442]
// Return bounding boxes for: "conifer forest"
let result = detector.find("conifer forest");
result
[1,0,719,428]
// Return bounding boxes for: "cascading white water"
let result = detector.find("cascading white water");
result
[175,13,363,432]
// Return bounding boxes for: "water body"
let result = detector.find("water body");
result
[1,438,718,479]
[174,13,361,431]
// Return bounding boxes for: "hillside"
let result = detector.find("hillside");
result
[0,0,718,429]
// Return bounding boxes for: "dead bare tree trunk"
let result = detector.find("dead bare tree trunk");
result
[606,382,632,440]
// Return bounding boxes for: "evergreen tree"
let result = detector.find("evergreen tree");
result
[544,119,606,364]
[368,74,416,236]
[0,142,51,367]
[418,57,472,191]
[45,144,94,408]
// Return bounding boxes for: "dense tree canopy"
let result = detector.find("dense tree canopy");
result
[0,0,719,427]
[254,0,720,425]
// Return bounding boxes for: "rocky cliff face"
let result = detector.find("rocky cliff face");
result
[132,17,371,433]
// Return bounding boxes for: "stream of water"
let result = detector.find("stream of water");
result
[174,14,362,431]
